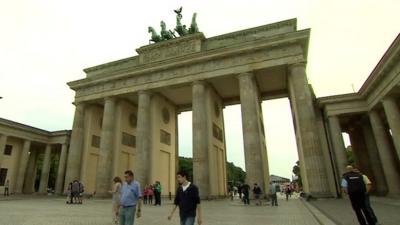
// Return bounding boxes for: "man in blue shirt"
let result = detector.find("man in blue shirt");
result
[119,170,142,225]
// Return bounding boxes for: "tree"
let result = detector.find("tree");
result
[226,161,246,184]
[178,157,246,185]
[178,157,193,181]
[292,160,302,188]
[345,145,355,165]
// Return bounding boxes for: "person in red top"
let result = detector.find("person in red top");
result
[143,186,149,205]
[147,186,154,205]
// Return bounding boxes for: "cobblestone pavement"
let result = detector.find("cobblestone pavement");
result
[0,196,322,225]
[310,196,400,225]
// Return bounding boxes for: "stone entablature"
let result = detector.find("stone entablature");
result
[359,34,400,105]
[204,18,297,50]
[319,34,400,115]
[69,28,309,103]
[318,94,368,116]
[0,118,70,144]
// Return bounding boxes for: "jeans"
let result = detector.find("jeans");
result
[181,217,195,225]
[119,205,136,225]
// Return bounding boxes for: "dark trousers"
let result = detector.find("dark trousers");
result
[155,191,161,205]
[271,193,278,206]
[243,193,250,205]
[143,195,148,204]
[349,192,375,225]
[4,187,9,196]
[149,195,153,204]
[365,194,378,224]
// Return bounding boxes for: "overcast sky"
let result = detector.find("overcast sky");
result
[1,0,399,179]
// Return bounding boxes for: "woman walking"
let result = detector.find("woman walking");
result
[110,177,122,225]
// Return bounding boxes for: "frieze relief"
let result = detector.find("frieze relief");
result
[137,34,203,64]
[76,44,303,99]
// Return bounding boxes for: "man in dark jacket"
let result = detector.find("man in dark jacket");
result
[168,171,202,225]
[341,165,375,225]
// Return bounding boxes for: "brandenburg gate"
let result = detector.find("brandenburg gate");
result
[65,18,337,198]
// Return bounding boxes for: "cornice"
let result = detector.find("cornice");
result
[0,118,51,136]
[359,34,400,97]
[0,118,71,142]
[206,18,297,42]
[317,93,364,107]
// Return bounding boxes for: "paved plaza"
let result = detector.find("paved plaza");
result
[0,195,326,225]
[311,196,400,225]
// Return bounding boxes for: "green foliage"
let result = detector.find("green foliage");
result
[346,146,355,165]
[226,161,246,184]
[178,157,193,180]
[292,160,302,188]
[35,150,60,191]
[178,157,246,184]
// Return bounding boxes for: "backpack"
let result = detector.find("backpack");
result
[343,171,366,193]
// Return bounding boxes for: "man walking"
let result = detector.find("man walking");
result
[353,168,379,225]
[252,183,262,206]
[341,165,375,225]
[242,183,250,205]
[3,180,9,196]
[119,170,142,225]
[269,182,278,206]
[154,181,162,206]
[168,171,202,225]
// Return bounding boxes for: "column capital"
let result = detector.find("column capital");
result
[381,96,396,103]
[236,72,254,80]
[368,108,379,116]
[138,89,152,97]
[192,80,208,87]
[288,62,307,71]
[72,101,86,107]
[104,96,117,101]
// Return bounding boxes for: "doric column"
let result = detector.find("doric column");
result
[238,73,269,193]
[135,91,152,188]
[96,97,117,196]
[327,116,347,178]
[382,97,400,160]
[55,143,68,194]
[39,144,52,193]
[288,63,330,196]
[369,110,400,195]
[15,140,31,193]
[361,121,388,195]
[64,103,85,191]
[23,149,38,193]
[192,81,210,197]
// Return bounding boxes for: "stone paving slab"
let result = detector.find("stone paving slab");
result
[0,196,323,225]
[310,196,400,225]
